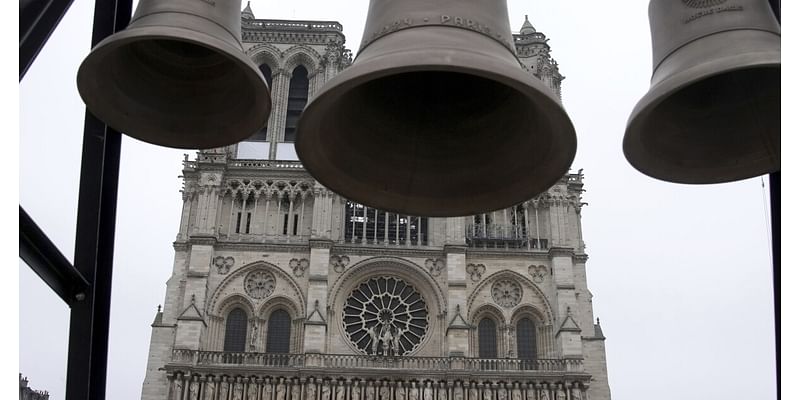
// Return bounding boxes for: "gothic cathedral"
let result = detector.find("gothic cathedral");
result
[140,5,612,400]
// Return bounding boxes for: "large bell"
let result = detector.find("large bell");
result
[77,0,270,149]
[624,0,780,184]
[295,0,576,217]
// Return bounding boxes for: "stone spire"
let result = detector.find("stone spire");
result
[242,1,255,19]
[520,15,536,35]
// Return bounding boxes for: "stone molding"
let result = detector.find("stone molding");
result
[547,247,575,258]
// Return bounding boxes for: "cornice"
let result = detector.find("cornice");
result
[443,245,467,254]
[548,247,575,258]
[214,242,310,253]
[572,253,589,263]
[465,248,550,260]
[309,239,334,249]
[188,235,218,246]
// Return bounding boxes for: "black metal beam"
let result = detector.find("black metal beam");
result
[63,1,132,399]
[19,206,90,305]
[19,0,76,80]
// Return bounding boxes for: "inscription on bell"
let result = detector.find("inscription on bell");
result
[683,4,744,23]
[360,15,510,52]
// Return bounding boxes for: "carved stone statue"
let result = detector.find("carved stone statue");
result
[396,384,406,400]
[248,382,259,400]
[366,383,375,400]
[321,383,331,400]
[468,385,478,400]
[408,384,419,400]
[482,386,492,400]
[392,328,403,355]
[352,384,362,400]
[276,381,286,400]
[233,382,244,400]
[205,380,217,400]
[307,381,318,400]
[263,381,273,400]
[291,381,301,400]
[335,383,345,400]
[250,323,259,349]
[525,387,535,400]
[453,386,463,400]
[569,388,582,400]
[512,388,521,400]
[423,383,433,400]
[496,387,506,400]
[382,328,393,355]
[555,389,565,400]
[174,379,183,400]
[379,384,391,400]
[437,384,447,400]
[189,381,199,400]
[368,326,379,355]
[538,389,549,400]
[220,382,231,400]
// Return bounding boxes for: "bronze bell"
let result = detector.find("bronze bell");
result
[295,0,576,217]
[77,0,271,149]
[624,0,780,184]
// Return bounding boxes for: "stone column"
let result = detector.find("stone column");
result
[269,68,292,159]
[444,216,468,356]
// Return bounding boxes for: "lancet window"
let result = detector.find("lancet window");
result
[284,66,309,142]
[266,309,291,353]
[478,317,498,359]
[223,308,248,352]
[516,317,537,361]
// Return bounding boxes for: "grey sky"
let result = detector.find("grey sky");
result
[18,1,778,399]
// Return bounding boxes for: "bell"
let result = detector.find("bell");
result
[77,0,270,149]
[295,0,576,217]
[624,0,780,184]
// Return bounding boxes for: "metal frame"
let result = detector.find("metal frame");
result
[17,1,781,399]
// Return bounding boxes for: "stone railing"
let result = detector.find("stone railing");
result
[171,351,581,373]
[228,160,305,170]
[244,19,343,32]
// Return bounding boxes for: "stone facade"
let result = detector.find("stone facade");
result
[141,6,611,400]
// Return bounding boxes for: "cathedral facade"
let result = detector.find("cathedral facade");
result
[140,6,611,400]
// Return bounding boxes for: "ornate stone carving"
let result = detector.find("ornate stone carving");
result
[425,258,445,277]
[214,256,235,274]
[189,381,199,400]
[205,380,216,400]
[330,255,350,273]
[528,265,548,283]
[492,279,523,308]
[465,264,486,282]
[248,382,259,400]
[244,270,276,299]
[343,276,429,356]
[290,258,309,277]
[307,380,317,400]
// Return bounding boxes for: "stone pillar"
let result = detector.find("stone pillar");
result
[444,216,468,355]
[269,68,292,159]
[304,240,333,353]
[549,247,582,360]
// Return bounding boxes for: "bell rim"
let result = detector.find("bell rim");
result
[77,24,271,149]
[295,46,576,217]
[623,48,780,184]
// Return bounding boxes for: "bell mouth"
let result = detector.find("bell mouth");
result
[77,27,270,149]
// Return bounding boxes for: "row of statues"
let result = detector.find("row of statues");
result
[367,323,404,356]
[173,376,586,400]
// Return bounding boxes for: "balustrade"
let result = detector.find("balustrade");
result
[171,350,576,373]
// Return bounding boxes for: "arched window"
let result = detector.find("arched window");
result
[223,308,248,352]
[259,63,274,89]
[284,66,309,142]
[516,317,537,360]
[266,309,291,353]
[478,317,498,358]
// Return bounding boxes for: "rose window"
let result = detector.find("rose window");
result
[343,276,429,355]
[244,270,276,299]
[492,279,522,308]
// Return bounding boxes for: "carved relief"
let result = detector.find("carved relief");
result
[214,256,235,274]
[330,255,350,273]
[290,258,309,277]
[465,264,486,282]
[244,270,276,299]
[425,258,445,277]
[492,279,522,308]
[528,265,548,283]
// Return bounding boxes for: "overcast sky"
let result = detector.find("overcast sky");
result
[16,1,786,399]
